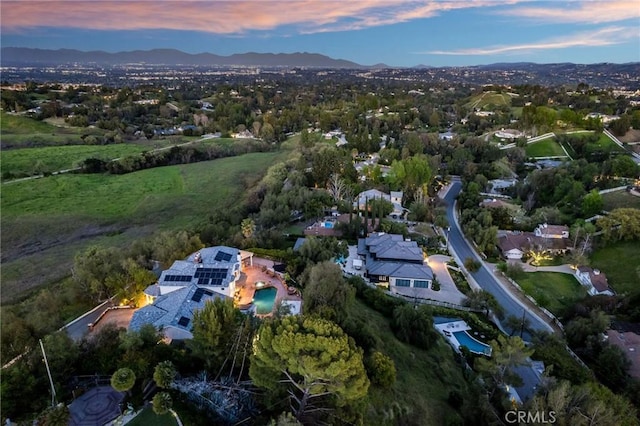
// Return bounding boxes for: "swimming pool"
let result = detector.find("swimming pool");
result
[453,331,492,356]
[254,287,277,315]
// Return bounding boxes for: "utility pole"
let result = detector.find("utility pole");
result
[40,339,57,407]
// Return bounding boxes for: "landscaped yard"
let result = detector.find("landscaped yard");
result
[350,299,474,425]
[602,191,640,211]
[516,272,588,318]
[127,406,177,426]
[591,241,640,297]
[525,137,567,158]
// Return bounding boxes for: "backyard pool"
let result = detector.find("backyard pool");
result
[254,287,277,315]
[453,331,492,356]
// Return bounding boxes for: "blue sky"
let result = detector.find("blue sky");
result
[1,1,639,67]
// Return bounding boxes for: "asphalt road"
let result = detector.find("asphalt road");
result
[442,179,552,339]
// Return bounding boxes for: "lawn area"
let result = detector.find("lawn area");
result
[127,406,178,426]
[350,299,473,425]
[516,272,588,318]
[591,240,640,297]
[0,112,103,147]
[0,150,290,302]
[602,191,640,211]
[0,144,149,177]
[465,91,511,110]
[525,137,567,158]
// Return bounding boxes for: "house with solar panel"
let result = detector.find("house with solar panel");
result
[129,246,254,340]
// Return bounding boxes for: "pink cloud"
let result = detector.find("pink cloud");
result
[0,1,521,34]
[501,0,640,24]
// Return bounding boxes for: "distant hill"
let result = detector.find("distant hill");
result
[1,47,367,68]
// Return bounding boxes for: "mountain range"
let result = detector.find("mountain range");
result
[1,47,373,68]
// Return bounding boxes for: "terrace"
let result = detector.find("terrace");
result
[234,264,301,316]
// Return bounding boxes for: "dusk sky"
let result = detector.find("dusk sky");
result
[1,1,639,67]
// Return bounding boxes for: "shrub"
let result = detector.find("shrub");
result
[365,351,397,388]
[111,367,136,392]
[464,258,481,272]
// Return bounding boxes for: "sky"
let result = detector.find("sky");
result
[1,0,639,67]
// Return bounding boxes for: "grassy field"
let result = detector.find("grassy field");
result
[602,191,640,211]
[0,112,102,147]
[465,91,511,110]
[591,241,640,297]
[1,150,289,302]
[1,144,151,176]
[525,137,567,157]
[516,272,588,318]
[350,299,473,426]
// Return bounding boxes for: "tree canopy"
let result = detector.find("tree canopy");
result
[249,316,369,421]
[302,261,355,326]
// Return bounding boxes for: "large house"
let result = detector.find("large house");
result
[130,246,253,340]
[357,233,434,291]
[575,266,614,296]
[354,189,407,220]
[498,227,569,260]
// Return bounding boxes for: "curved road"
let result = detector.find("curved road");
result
[443,179,553,339]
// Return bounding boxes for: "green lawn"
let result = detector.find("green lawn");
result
[516,272,588,318]
[465,92,511,110]
[127,406,178,426]
[0,144,150,176]
[591,241,640,297]
[602,191,640,211]
[350,299,474,425]
[0,150,289,302]
[1,112,103,147]
[525,137,567,158]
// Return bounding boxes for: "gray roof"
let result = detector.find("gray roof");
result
[367,261,433,280]
[129,284,230,336]
[364,233,423,262]
[293,237,307,251]
[159,246,240,289]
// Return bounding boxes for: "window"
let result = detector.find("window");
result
[414,280,430,288]
[396,279,410,287]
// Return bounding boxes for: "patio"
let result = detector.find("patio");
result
[68,386,124,426]
[234,263,301,314]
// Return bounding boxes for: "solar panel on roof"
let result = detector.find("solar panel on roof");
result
[177,316,190,327]
[197,278,209,285]
[164,275,192,282]
[214,251,233,262]
[191,288,205,302]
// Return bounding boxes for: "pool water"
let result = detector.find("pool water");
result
[254,287,277,315]
[453,331,492,356]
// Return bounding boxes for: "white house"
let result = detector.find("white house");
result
[534,223,569,239]
[354,189,407,219]
[575,266,614,296]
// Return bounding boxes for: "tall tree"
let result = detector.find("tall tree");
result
[249,316,369,422]
[475,335,533,400]
[189,298,242,371]
[302,261,355,326]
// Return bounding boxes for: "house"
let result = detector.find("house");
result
[498,230,569,260]
[129,283,231,341]
[354,189,407,219]
[131,246,254,340]
[575,266,614,296]
[438,130,456,141]
[534,223,569,239]
[357,233,433,291]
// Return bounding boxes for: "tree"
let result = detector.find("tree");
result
[581,189,603,217]
[464,257,481,272]
[241,218,256,239]
[152,392,173,415]
[528,380,638,426]
[391,304,436,348]
[475,335,533,399]
[302,261,355,326]
[463,290,504,318]
[365,351,397,388]
[388,154,432,201]
[189,298,242,371]
[249,316,369,422]
[153,361,177,389]
[597,208,640,242]
[111,368,136,392]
